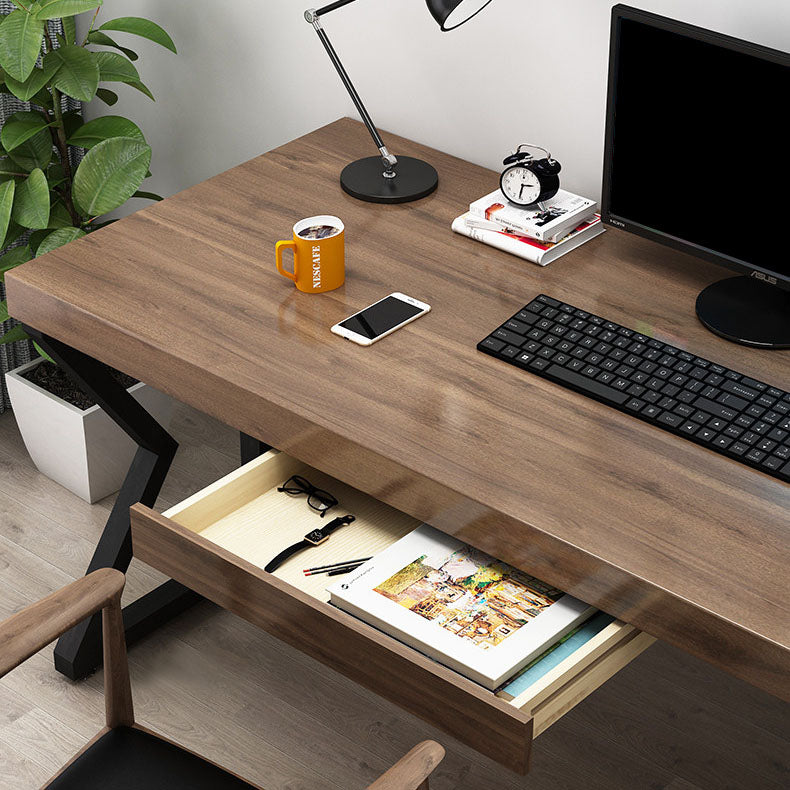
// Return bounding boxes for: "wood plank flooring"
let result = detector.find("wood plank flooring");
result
[0,403,787,789]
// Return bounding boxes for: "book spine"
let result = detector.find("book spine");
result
[452,216,547,265]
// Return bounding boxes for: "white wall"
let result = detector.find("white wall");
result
[80,0,790,205]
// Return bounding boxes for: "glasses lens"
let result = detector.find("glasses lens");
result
[280,475,311,495]
[308,489,338,512]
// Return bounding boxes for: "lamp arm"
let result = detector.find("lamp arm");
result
[305,7,398,176]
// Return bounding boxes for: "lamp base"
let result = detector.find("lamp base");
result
[340,156,438,204]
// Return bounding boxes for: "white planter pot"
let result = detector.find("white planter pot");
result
[5,359,173,504]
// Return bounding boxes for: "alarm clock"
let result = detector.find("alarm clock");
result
[500,144,561,207]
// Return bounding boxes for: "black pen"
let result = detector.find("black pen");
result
[326,563,364,577]
[303,557,372,575]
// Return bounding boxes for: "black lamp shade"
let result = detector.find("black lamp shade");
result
[426,0,494,31]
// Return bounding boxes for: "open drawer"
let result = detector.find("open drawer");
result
[130,450,654,774]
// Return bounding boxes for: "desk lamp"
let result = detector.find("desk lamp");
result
[304,0,494,203]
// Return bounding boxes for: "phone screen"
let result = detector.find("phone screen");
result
[339,296,424,340]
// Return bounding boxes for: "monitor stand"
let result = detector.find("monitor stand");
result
[696,275,790,349]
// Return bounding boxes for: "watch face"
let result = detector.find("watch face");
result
[304,529,326,545]
[501,165,541,206]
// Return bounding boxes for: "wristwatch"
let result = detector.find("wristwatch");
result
[264,515,355,573]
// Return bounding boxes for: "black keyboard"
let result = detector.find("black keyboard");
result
[478,294,790,484]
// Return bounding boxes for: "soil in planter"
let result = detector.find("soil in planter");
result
[22,360,139,411]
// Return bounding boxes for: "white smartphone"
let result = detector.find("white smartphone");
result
[331,292,431,346]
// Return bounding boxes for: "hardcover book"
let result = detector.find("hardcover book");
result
[328,525,595,690]
[452,212,605,266]
[469,188,597,242]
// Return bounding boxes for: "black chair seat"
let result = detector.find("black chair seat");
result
[45,726,256,790]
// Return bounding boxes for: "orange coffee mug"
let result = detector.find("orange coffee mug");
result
[275,215,345,293]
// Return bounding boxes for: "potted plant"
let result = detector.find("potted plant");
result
[0,1,176,502]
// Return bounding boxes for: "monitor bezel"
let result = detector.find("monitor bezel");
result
[601,4,790,293]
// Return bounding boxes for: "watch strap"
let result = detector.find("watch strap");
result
[264,540,310,573]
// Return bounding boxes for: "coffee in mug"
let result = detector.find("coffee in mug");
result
[276,215,345,293]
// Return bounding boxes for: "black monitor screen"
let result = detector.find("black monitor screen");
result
[605,11,790,284]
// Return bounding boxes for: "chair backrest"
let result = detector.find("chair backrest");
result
[0,568,133,728]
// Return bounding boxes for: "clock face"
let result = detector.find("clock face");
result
[501,166,541,206]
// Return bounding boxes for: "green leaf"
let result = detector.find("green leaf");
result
[67,115,144,149]
[0,299,8,323]
[36,226,85,257]
[46,161,65,189]
[93,50,139,83]
[0,179,15,245]
[47,200,72,228]
[127,80,154,101]
[44,44,99,102]
[0,324,30,344]
[3,58,60,102]
[34,1,102,20]
[98,16,176,54]
[1,220,25,250]
[95,87,118,106]
[0,10,45,82]
[86,31,138,61]
[28,227,50,253]
[131,190,162,201]
[12,168,50,229]
[32,341,55,363]
[6,129,51,171]
[60,109,82,140]
[0,245,32,282]
[72,137,151,216]
[29,85,53,108]
[62,13,76,46]
[0,111,54,152]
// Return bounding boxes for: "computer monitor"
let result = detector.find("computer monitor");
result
[601,5,790,349]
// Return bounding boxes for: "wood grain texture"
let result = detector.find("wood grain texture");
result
[0,569,124,679]
[130,504,534,774]
[1,405,787,789]
[6,118,789,697]
[366,740,444,790]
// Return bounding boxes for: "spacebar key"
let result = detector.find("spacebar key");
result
[546,364,630,404]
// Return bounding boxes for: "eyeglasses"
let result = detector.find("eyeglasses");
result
[277,475,338,517]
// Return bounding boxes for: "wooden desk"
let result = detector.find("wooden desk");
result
[7,119,789,705]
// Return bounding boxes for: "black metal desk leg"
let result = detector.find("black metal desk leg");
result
[240,432,271,464]
[23,327,200,680]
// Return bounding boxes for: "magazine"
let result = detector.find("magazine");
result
[328,524,595,690]
[469,188,597,242]
[452,212,605,266]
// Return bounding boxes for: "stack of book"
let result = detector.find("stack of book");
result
[452,188,605,266]
[328,524,602,691]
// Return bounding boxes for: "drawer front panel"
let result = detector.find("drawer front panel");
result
[131,505,534,774]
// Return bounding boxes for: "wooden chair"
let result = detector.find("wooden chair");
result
[1,569,445,789]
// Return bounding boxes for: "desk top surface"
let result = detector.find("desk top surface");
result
[8,118,789,697]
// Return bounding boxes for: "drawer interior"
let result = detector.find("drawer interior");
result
[159,450,654,738]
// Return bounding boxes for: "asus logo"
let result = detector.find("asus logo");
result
[751,271,777,285]
[610,219,625,227]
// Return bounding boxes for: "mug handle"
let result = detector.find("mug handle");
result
[275,240,298,282]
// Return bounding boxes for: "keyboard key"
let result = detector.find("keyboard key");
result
[674,404,695,417]
[762,455,783,471]
[658,412,683,428]
[545,364,629,404]
[693,397,738,421]
[696,427,716,441]
[730,442,749,456]
[582,365,601,378]
[768,428,788,442]
[501,345,520,358]
[515,352,535,365]
[680,421,698,434]
[514,310,539,324]
[740,377,766,391]
[774,445,790,460]
[707,417,727,431]
[481,337,506,352]
[713,435,733,450]
[625,398,645,411]
[536,294,561,307]
[504,319,531,334]
[495,328,526,346]
[641,404,661,418]
[745,448,766,463]
[722,380,759,400]
[529,358,550,371]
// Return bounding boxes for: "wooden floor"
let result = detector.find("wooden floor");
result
[0,403,787,790]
